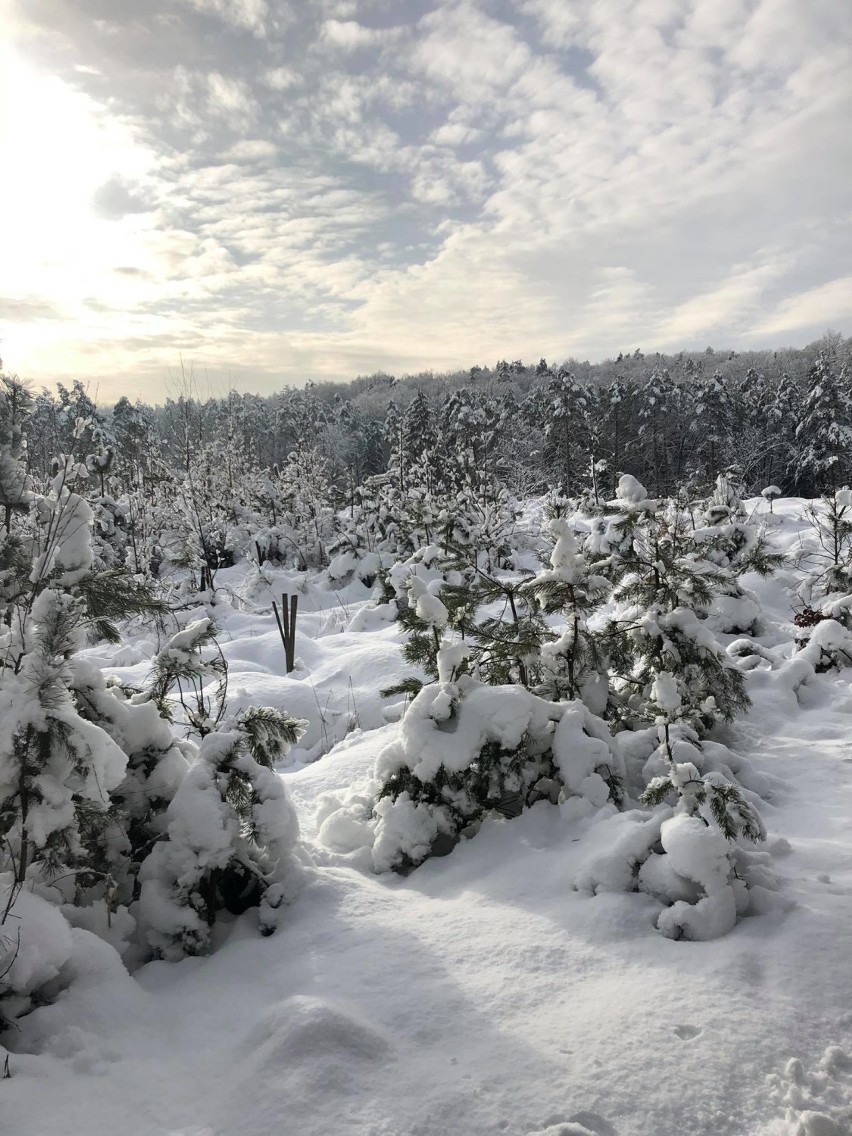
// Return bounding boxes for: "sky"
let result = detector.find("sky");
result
[1,0,851,402]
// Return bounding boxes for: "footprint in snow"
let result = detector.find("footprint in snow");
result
[765,1044,852,1134]
[737,951,765,986]
[673,1023,702,1040]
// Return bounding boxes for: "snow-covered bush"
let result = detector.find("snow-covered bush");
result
[0,462,156,902]
[796,491,852,602]
[791,617,852,673]
[761,484,781,512]
[574,672,770,941]
[0,461,170,1025]
[147,616,228,734]
[137,708,307,958]
[70,659,193,905]
[0,881,76,1026]
[333,645,624,874]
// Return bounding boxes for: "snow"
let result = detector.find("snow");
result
[5,497,852,1136]
[0,883,74,997]
[655,813,740,940]
[652,671,682,717]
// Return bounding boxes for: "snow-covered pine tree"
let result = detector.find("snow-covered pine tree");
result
[147,616,228,736]
[381,563,474,698]
[383,400,405,491]
[0,372,33,537]
[689,370,734,485]
[523,517,611,714]
[591,475,750,732]
[600,375,637,496]
[683,474,783,635]
[137,706,306,958]
[456,560,548,689]
[797,489,852,601]
[795,352,852,495]
[401,391,436,488]
[634,671,766,940]
[636,369,679,496]
[639,671,763,843]
[0,456,156,936]
[367,644,624,873]
[542,368,589,494]
[70,662,193,906]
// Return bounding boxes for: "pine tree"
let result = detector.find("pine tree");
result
[640,672,764,843]
[795,352,852,494]
[523,518,611,713]
[688,370,734,486]
[542,369,589,494]
[592,475,750,731]
[0,460,162,912]
[0,373,33,535]
[797,490,852,600]
[137,707,306,958]
[372,645,624,873]
[600,375,637,495]
[401,391,435,483]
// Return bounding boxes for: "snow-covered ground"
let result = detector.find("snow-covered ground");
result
[4,499,852,1136]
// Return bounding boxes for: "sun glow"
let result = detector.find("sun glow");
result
[1,46,157,377]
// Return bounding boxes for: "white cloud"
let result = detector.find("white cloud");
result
[181,0,271,37]
[751,278,852,339]
[220,138,278,163]
[2,0,850,398]
[410,3,533,102]
[262,66,300,91]
[654,257,795,344]
[207,73,256,123]
[430,121,482,147]
[320,19,382,49]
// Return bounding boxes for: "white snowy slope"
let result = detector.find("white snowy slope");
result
[4,500,852,1136]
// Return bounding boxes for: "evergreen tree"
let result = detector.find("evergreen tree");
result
[401,391,435,483]
[0,373,33,535]
[137,707,306,958]
[523,518,611,713]
[542,369,589,493]
[0,460,164,916]
[690,370,734,485]
[592,476,750,731]
[795,352,852,494]
[372,645,624,874]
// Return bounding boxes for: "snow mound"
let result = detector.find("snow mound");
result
[528,1116,618,1136]
[213,996,395,1136]
[246,994,392,1065]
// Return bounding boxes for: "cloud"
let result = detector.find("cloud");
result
[0,296,65,322]
[92,178,153,220]
[1,0,850,399]
[206,72,256,123]
[655,256,796,345]
[410,3,533,103]
[262,66,300,91]
[320,19,383,49]
[220,138,278,163]
[751,278,852,339]
[180,0,271,37]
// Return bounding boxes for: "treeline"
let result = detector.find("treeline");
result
[11,332,852,506]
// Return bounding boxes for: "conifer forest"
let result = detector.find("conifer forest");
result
[3,336,852,1135]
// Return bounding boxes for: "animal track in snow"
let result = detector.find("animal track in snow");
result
[673,1023,702,1040]
[766,1044,852,1134]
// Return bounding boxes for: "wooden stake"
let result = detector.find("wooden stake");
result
[272,592,298,674]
